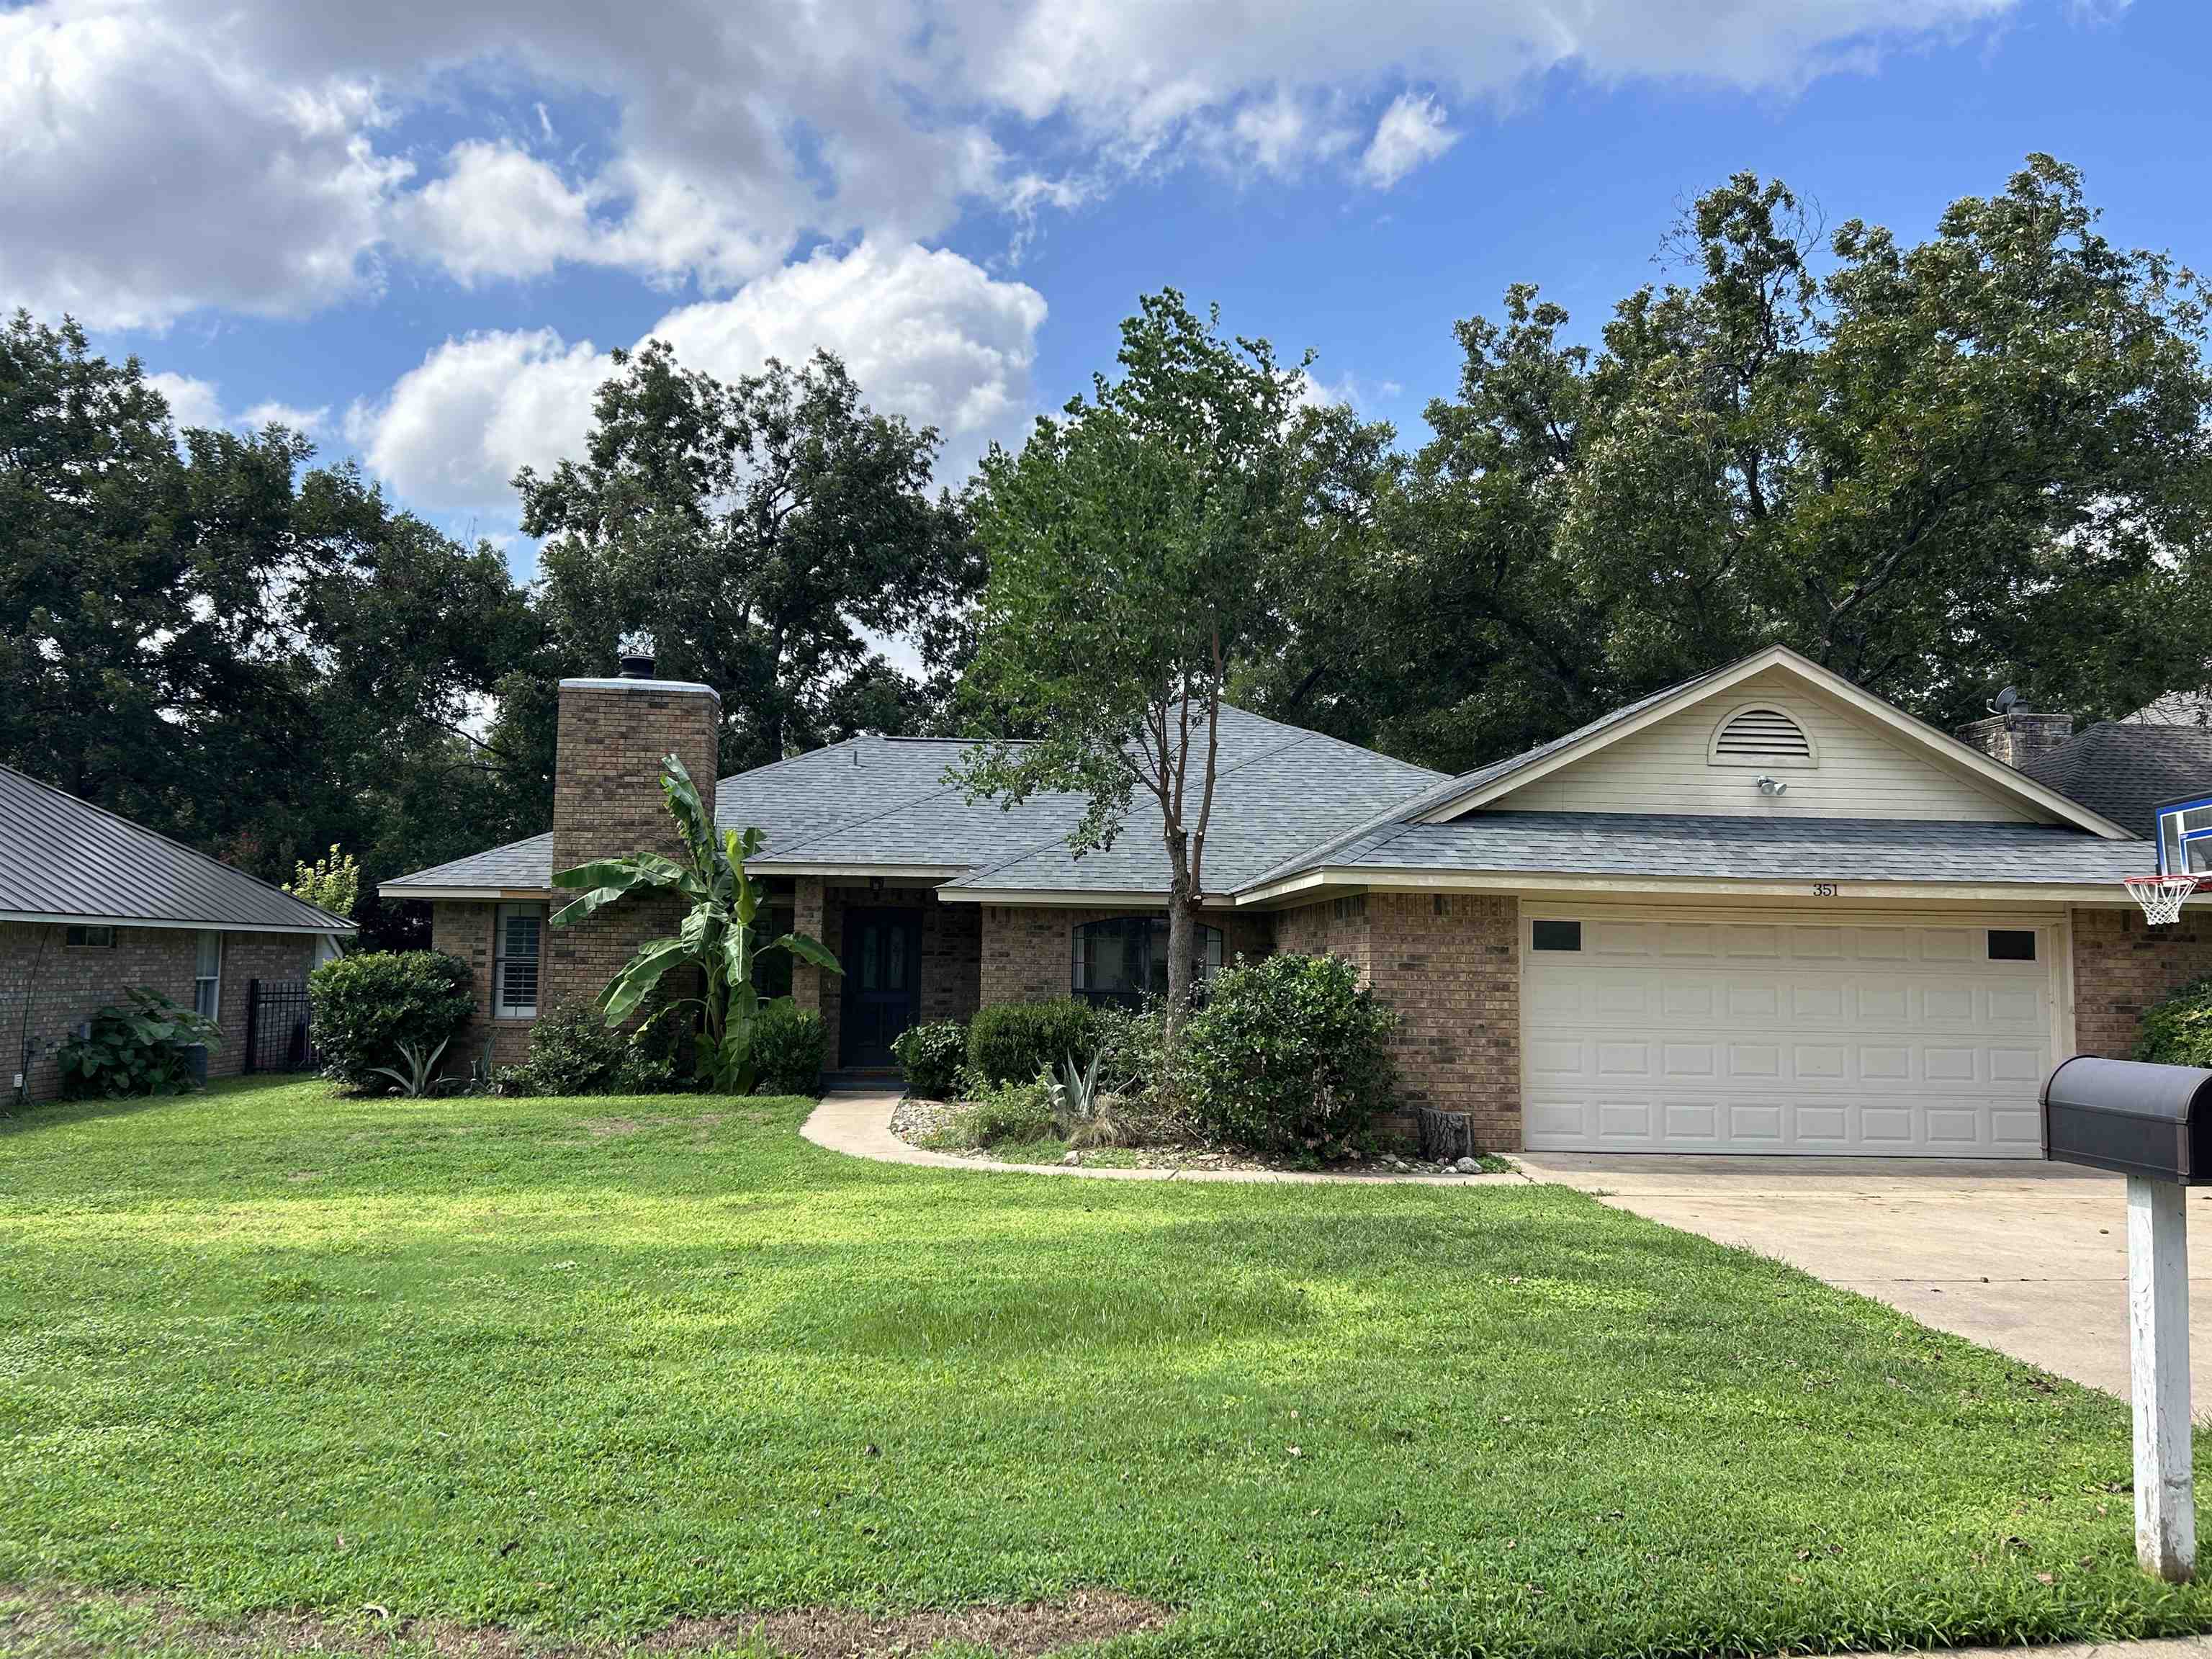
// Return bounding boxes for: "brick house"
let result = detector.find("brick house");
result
[1,766,354,1104]
[385,647,2208,1157]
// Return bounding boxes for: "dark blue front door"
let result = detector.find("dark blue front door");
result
[840,907,921,1068]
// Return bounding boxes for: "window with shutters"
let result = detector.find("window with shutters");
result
[493,904,545,1020]
[1707,703,1818,768]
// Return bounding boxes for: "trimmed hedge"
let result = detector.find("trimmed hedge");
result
[2137,974,2212,1067]
[892,1019,968,1100]
[308,950,476,1091]
[968,998,1097,1087]
[1179,953,1398,1154]
[752,1004,827,1097]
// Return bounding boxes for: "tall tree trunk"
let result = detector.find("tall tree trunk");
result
[1162,824,1196,1053]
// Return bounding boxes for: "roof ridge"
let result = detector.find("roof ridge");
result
[0,763,351,929]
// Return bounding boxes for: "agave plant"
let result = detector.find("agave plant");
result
[550,752,841,1095]
[371,1036,452,1099]
[1049,1048,1123,1148]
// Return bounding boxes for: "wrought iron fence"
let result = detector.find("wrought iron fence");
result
[243,979,319,1074]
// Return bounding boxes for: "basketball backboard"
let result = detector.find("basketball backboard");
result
[2157,794,2212,876]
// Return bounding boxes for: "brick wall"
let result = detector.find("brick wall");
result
[2071,906,2212,1058]
[1274,891,1521,1150]
[543,675,721,1024]
[978,903,1272,1006]
[1,921,313,1102]
[431,901,541,1070]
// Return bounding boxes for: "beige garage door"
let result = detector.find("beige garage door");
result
[1521,910,2056,1157]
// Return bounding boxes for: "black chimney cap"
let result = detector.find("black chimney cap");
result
[617,630,657,680]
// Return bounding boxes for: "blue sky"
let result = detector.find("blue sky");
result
[4,0,2201,567]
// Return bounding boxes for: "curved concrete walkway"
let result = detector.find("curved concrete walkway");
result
[801,1091,1528,1186]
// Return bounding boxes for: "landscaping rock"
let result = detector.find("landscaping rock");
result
[1062,1151,1081,1166]
[1455,1156,1480,1174]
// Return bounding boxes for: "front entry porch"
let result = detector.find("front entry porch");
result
[792,880,983,1071]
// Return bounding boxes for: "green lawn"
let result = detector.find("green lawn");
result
[3,1078,2209,1658]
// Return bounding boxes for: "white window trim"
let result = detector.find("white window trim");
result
[1706,701,1820,770]
[493,903,546,1020]
[194,930,223,1020]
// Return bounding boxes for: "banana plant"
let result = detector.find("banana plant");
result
[550,752,841,1094]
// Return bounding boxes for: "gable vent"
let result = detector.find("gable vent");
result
[1712,706,1815,763]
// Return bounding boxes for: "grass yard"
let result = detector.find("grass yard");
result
[4,1079,2211,1658]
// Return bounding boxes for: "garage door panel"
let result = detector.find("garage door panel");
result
[1860,983,1909,1022]
[1523,912,2054,1158]
[1727,1041,1781,1078]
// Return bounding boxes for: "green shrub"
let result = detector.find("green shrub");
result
[892,1020,968,1100]
[55,987,220,1100]
[2137,975,2212,1066]
[495,1002,626,1097]
[928,1076,1057,1149]
[1179,953,1399,1154]
[308,950,476,1092]
[752,1004,827,1097]
[968,998,1097,1087]
[622,994,698,1093]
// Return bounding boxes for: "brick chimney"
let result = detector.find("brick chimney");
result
[543,649,721,1016]
[1954,710,2075,769]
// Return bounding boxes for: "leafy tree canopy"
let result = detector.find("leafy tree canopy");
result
[954,290,1316,1033]
[518,341,981,774]
[1240,156,2212,771]
[0,310,542,944]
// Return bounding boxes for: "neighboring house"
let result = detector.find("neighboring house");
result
[2122,691,2212,727]
[386,646,2209,1159]
[2004,717,2212,844]
[1,766,354,1103]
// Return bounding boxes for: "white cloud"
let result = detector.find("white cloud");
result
[0,6,408,327]
[145,373,328,440]
[393,142,598,285]
[1359,92,1458,189]
[145,372,225,431]
[348,242,1047,521]
[240,400,332,436]
[0,0,2026,327]
[346,328,608,521]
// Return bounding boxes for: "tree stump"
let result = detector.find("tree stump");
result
[1417,1107,1473,1162]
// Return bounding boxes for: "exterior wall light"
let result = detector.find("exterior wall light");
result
[1756,775,1788,796]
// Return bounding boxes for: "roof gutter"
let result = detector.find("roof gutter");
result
[377,886,551,902]
[935,886,1195,908]
[0,909,354,935]
[1231,866,2152,909]
[747,863,969,880]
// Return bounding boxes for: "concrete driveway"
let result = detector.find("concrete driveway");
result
[1518,1152,2212,1401]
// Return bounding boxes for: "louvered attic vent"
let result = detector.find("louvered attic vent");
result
[1711,706,1815,764]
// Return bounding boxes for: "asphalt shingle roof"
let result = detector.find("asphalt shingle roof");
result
[382,706,1447,897]
[2019,723,2212,840]
[1315,813,2150,887]
[0,766,354,932]
[383,656,2152,902]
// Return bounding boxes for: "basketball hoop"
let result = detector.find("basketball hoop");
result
[2126,873,2200,927]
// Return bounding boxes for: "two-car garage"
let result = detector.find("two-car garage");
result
[1519,907,2059,1158]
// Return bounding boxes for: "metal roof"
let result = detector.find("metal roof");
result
[0,766,354,933]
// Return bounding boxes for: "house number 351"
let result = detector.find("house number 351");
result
[1811,882,1838,897]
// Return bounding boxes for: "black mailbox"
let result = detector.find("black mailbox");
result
[2044,1056,2212,1183]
